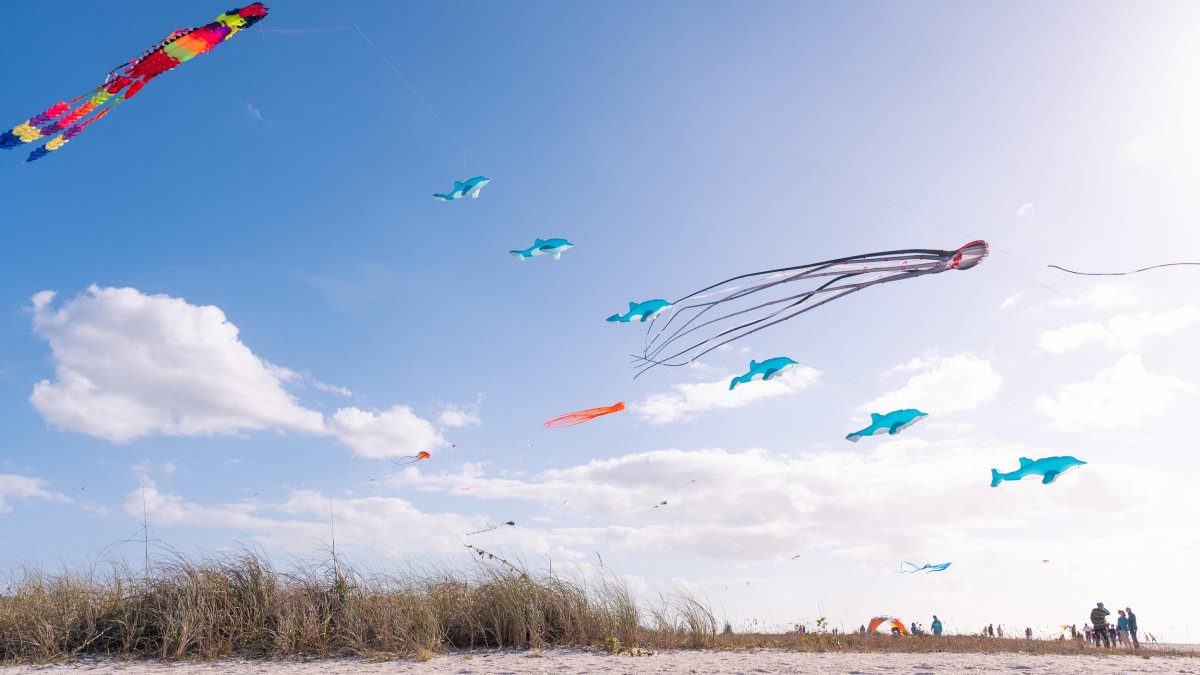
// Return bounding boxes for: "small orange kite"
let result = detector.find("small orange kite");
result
[392,450,431,465]
[543,402,626,428]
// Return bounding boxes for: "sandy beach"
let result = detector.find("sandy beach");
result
[6,650,1200,674]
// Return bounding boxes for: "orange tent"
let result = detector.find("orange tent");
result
[867,616,909,636]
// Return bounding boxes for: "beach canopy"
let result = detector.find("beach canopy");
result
[867,616,909,636]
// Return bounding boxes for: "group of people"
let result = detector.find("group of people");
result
[1072,603,1139,649]
[907,616,944,636]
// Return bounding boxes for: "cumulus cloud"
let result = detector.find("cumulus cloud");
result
[437,403,481,428]
[125,481,486,558]
[863,353,1002,414]
[0,474,71,513]
[1038,306,1200,354]
[1016,203,1034,218]
[28,287,445,459]
[1035,355,1198,432]
[635,366,821,424]
[30,286,324,443]
[329,405,446,459]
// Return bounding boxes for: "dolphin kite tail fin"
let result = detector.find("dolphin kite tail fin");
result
[606,314,621,322]
[509,250,526,260]
[729,377,739,391]
[845,433,861,442]
[990,469,1003,488]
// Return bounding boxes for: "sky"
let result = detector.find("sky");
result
[2,0,1199,641]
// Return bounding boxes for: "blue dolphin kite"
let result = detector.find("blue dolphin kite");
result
[434,176,490,201]
[845,409,928,442]
[990,456,1086,487]
[900,561,951,574]
[509,238,574,261]
[607,299,673,323]
[729,357,799,390]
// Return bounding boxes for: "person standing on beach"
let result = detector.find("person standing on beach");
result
[997,625,1004,638]
[1090,603,1110,647]
[1116,610,1128,646]
[932,616,942,636]
[1126,607,1139,649]
[1025,627,1032,639]
[987,624,995,637]
[1108,623,1117,644]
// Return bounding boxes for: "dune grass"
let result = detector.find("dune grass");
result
[0,548,1193,663]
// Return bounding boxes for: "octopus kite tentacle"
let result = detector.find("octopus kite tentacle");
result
[543,402,626,428]
[1048,262,1199,276]
[631,241,988,377]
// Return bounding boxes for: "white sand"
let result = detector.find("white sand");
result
[6,649,1199,674]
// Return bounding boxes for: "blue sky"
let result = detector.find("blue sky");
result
[2,1,1199,640]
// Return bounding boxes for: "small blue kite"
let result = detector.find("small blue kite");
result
[729,357,798,390]
[845,409,928,442]
[607,299,673,323]
[991,456,1086,487]
[509,238,574,261]
[434,176,490,201]
[900,561,951,574]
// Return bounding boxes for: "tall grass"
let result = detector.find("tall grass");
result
[2,549,1193,663]
[0,548,706,663]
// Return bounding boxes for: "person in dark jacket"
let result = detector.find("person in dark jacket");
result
[1126,607,1139,649]
[1090,602,1111,647]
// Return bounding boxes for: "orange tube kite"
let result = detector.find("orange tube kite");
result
[543,402,625,428]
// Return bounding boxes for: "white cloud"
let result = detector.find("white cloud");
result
[1116,134,1164,166]
[311,379,352,397]
[245,102,263,122]
[1016,203,1034,218]
[864,353,1002,414]
[1038,306,1200,354]
[30,287,324,443]
[437,404,481,428]
[329,405,446,459]
[1050,284,1140,311]
[0,474,71,513]
[1035,354,1198,432]
[997,292,1023,312]
[635,366,820,425]
[28,287,443,459]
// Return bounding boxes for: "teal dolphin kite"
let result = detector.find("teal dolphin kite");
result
[845,409,928,442]
[900,561,951,574]
[729,357,798,390]
[434,176,490,201]
[509,238,574,261]
[991,456,1086,486]
[608,299,673,323]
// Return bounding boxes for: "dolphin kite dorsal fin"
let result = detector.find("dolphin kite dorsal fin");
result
[454,181,464,189]
[749,360,758,369]
[871,413,883,422]
[629,302,638,309]
[1018,457,1034,467]
[534,238,545,245]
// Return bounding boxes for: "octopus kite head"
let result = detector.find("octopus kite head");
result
[949,240,989,270]
[218,4,270,32]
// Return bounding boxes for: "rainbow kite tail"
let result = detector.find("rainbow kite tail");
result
[0,101,74,149]
[26,103,120,162]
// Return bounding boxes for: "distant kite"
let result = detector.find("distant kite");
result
[510,238,574,261]
[900,561,951,574]
[652,500,668,509]
[991,456,1086,487]
[1048,262,1198,276]
[729,357,798,390]
[392,451,431,466]
[607,299,674,323]
[466,520,515,536]
[543,402,625,428]
[632,241,988,376]
[1,4,269,162]
[434,176,490,201]
[846,409,928,442]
